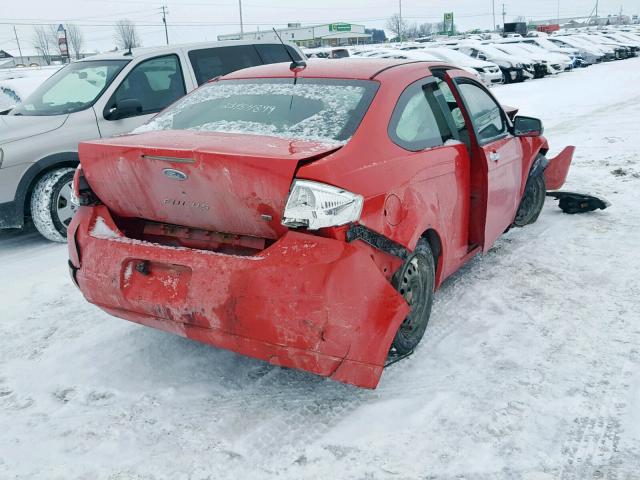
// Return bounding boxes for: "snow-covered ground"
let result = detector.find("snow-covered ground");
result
[1,58,640,479]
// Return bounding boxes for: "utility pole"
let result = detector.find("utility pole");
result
[399,0,403,41]
[239,0,244,35]
[13,26,24,66]
[502,3,506,30]
[492,0,496,31]
[557,0,560,25]
[595,0,599,18]
[161,5,169,45]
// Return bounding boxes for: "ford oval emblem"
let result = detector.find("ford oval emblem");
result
[162,168,188,181]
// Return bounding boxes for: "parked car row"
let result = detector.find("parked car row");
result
[303,26,640,86]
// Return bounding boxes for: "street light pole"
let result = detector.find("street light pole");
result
[492,0,496,31]
[502,3,506,30]
[239,0,244,35]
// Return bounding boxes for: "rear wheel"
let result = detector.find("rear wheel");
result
[31,168,77,242]
[391,240,436,355]
[514,171,546,227]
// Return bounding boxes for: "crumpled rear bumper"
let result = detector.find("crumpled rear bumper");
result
[545,146,575,190]
[68,205,409,389]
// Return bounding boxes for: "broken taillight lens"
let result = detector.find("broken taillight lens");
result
[72,166,99,206]
[282,179,363,230]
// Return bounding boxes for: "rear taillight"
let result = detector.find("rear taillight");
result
[72,166,99,206]
[282,179,363,230]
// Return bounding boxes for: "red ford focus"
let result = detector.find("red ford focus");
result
[68,59,573,388]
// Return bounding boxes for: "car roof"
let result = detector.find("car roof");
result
[222,58,448,81]
[78,39,300,62]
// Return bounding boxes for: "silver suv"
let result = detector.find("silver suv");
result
[0,40,304,241]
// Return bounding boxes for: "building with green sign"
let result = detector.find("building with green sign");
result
[218,22,371,47]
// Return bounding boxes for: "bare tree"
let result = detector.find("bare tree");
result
[385,13,408,41]
[404,22,419,40]
[418,22,436,37]
[66,24,84,59]
[32,26,53,65]
[114,20,141,50]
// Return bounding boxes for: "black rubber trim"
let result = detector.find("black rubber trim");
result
[369,61,449,80]
[529,153,550,179]
[68,260,80,288]
[346,224,409,260]
[0,200,20,229]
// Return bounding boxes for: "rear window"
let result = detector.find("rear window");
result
[188,45,304,85]
[254,44,302,64]
[134,78,378,144]
[188,46,261,85]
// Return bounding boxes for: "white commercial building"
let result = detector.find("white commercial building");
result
[218,22,371,48]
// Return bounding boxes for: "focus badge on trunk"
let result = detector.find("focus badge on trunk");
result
[162,168,188,181]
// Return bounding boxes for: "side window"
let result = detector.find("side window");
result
[108,55,185,118]
[389,80,453,152]
[456,81,507,143]
[188,46,262,85]
[254,44,302,64]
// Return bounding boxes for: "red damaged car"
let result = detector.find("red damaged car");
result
[68,59,574,388]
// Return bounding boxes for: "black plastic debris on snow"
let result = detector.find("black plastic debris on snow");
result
[546,191,611,214]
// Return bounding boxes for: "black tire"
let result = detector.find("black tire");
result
[391,239,436,355]
[514,172,546,227]
[31,168,77,242]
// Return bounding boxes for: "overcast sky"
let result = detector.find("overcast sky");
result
[1,0,638,54]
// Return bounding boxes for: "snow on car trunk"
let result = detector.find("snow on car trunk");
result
[79,131,341,239]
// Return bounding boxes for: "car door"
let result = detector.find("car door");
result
[444,70,523,252]
[387,77,473,266]
[96,54,188,138]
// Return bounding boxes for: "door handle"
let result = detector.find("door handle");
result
[490,151,500,162]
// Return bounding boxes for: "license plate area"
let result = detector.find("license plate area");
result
[121,259,192,308]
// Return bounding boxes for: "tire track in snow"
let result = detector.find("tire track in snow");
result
[558,359,632,480]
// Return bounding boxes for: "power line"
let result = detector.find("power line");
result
[0,10,599,30]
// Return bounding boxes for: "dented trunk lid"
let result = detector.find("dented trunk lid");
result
[78,130,340,239]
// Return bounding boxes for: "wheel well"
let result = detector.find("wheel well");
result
[421,228,442,269]
[24,161,78,215]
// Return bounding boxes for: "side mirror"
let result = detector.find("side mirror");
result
[106,98,142,120]
[514,115,543,137]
